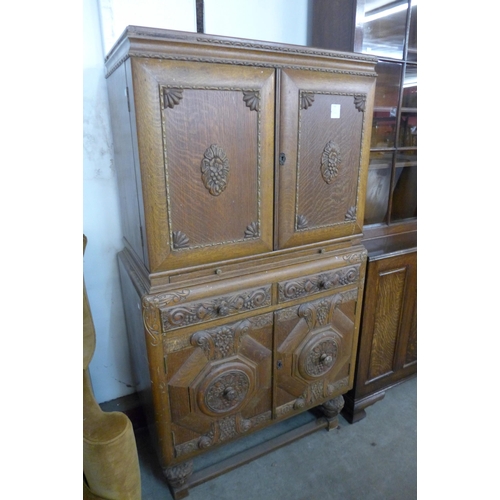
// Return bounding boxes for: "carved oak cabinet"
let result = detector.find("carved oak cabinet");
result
[105,26,376,498]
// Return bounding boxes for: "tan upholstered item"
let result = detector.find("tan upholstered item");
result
[83,235,141,499]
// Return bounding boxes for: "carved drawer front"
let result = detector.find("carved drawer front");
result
[131,58,275,272]
[278,263,361,303]
[277,68,375,249]
[160,285,272,333]
[274,290,358,419]
[165,313,274,461]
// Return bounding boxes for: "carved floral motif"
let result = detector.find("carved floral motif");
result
[161,287,271,332]
[321,141,341,184]
[279,266,360,302]
[201,144,230,196]
[191,320,250,360]
[204,370,251,413]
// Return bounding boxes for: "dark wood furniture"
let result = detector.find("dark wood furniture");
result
[309,0,417,422]
[342,233,416,423]
[105,26,376,498]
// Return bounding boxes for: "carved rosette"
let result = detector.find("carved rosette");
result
[301,92,315,110]
[242,90,260,111]
[204,370,251,414]
[321,141,341,184]
[298,336,340,380]
[163,88,184,109]
[201,144,230,196]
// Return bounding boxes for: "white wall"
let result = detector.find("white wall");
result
[83,0,308,404]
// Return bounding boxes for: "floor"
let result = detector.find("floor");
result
[134,377,417,500]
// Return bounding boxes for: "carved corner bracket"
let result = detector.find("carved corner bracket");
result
[163,88,184,109]
[300,92,315,110]
[354,94,366,112]
[244,221,259,239]
[242,90,260,111]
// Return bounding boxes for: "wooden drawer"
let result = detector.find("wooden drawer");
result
[277,263,361,303]
[160,285,272,333]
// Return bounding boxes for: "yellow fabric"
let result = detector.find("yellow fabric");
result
[83,235,141,500]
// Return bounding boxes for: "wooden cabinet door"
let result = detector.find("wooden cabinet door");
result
[274,290,358,419]
[355,250,417,398]
[130,59,275,272]
[277,68,375,249]
[164,313,274,462]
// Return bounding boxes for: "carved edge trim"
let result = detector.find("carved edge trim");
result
[165,312,273,354]
[160,286,272,333]
[275,376,349,418]
[278,265,361,302]
[174,411,272,458]
[142,290,190,345]
[106,52,376,79]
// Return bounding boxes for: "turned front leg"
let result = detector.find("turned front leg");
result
[319,395,345,430]
[163,460,193,499]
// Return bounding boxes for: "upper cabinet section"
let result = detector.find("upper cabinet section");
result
[105,27,376,274]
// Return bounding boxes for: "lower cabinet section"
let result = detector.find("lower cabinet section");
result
[118,246,367,498]
[342,246,417,424]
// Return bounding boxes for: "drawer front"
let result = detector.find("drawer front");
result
[165,313,274,461]
[278,263,361,303]
[160,285,272,333]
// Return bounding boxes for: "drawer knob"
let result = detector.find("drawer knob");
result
[320,353,333,366]
[223,387,237,401]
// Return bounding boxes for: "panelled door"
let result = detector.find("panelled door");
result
[130,59,275,272]
[277,68,375,249]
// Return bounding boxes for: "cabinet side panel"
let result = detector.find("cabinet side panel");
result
[106,65,144,262]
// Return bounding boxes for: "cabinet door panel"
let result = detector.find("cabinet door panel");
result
[131,59,275,272]
[277,69,375,249]
[274,290,358,419]
[165,313,273,462]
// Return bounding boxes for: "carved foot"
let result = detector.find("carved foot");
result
[319,395,345,430]
[163,460,193,499]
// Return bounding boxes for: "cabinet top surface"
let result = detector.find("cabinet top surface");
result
[105,25,378,75]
